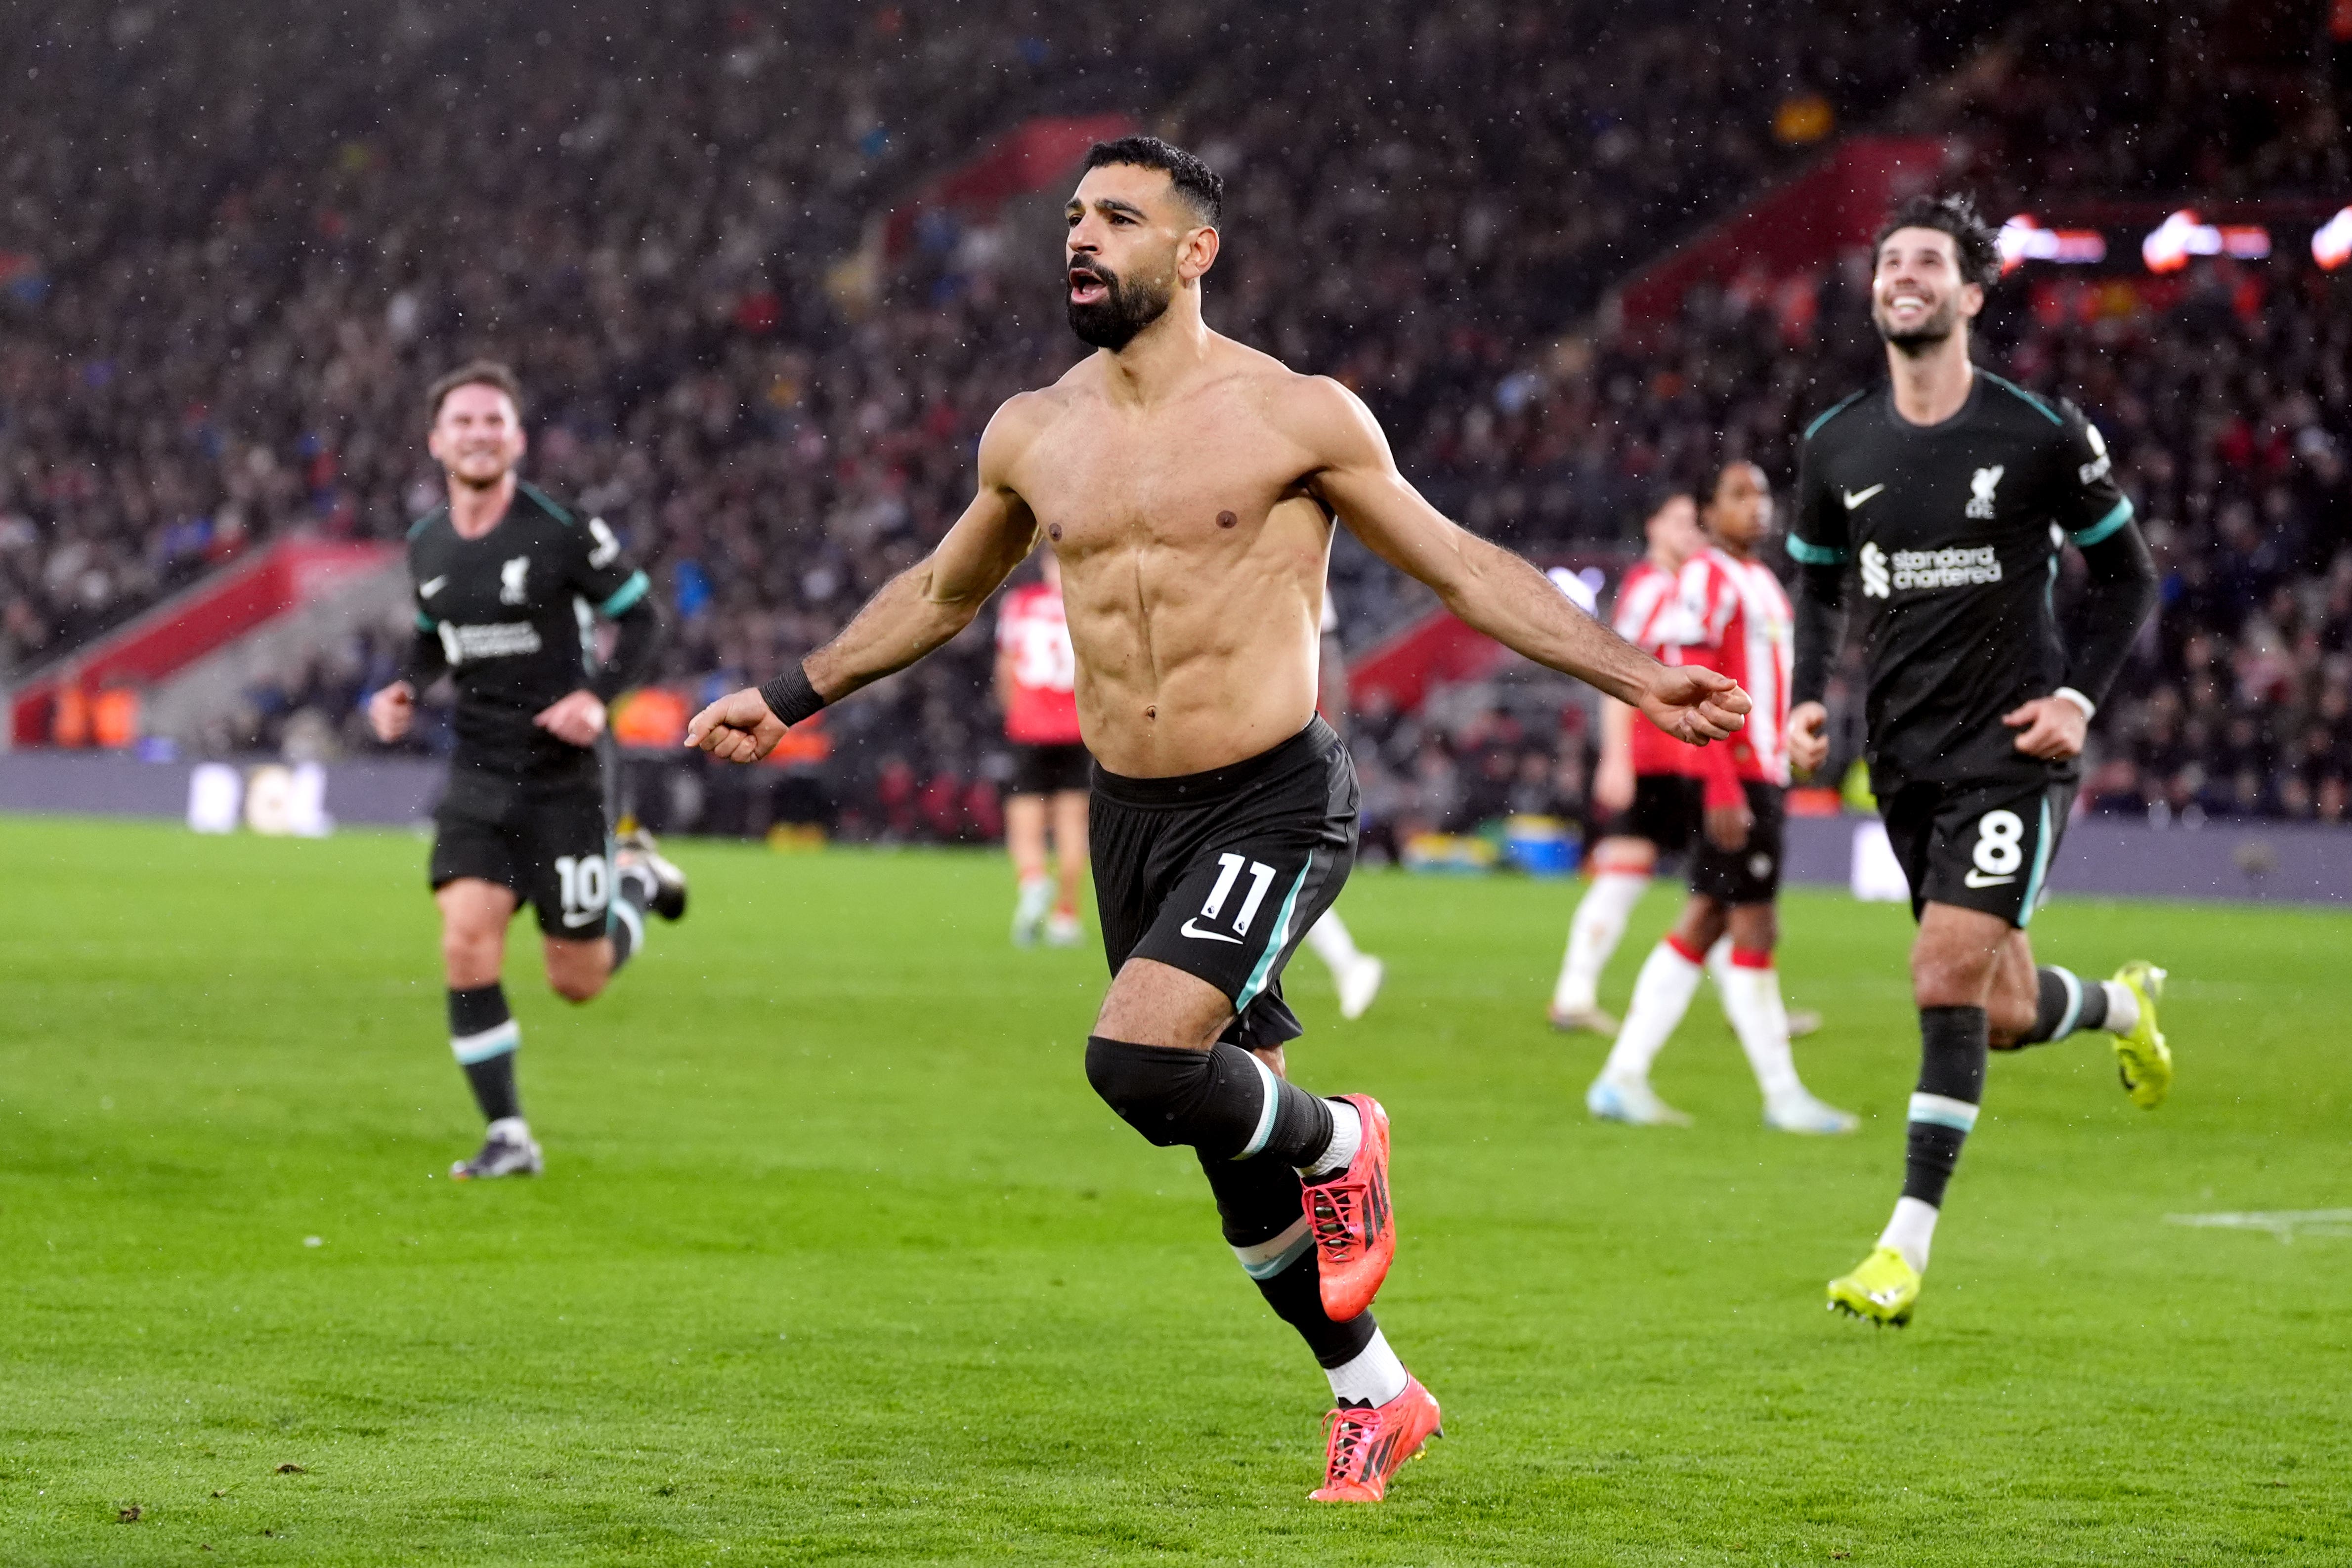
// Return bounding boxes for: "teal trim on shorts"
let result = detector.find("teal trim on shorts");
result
[2070,498,2134,547]
[1786,536,1849,566]
[598,570,650,618]
[2017,794,2056,928]
[1235,855,1313,1013]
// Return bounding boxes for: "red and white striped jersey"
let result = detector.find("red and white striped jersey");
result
[1610,558,1693,777]
[996,580,1083,745]
[1673,546,1793,795]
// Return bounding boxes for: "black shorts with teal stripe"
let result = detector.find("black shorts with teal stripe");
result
[1881,774,2077,928]
[1090,718,1357,1052]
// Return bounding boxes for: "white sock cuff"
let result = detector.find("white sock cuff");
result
[2100,979,2138,1036]
[1301,1097,1363,1178]
[1325,1327,1410,1407]
[451,1019,519,1064]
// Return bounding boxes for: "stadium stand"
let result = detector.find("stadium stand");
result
[2,2,2345,827]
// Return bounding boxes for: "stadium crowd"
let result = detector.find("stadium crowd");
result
[3,1,2347,829]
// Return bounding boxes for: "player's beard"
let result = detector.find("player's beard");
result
[1066,259,1171,350]
[1874,293,1961,355]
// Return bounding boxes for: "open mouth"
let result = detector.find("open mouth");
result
[1068,266,1111,305]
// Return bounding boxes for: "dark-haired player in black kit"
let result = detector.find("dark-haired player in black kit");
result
[1787,196,2172,1326]
[368,362,686,1181]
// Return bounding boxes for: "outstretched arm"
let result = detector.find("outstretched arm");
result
[686,400,1044,762]
[1293,379,1747,745]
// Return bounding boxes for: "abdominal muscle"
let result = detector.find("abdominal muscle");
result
[1054,510,1327,778]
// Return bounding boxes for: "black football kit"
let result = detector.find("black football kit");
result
[402,482,663,936]
[1790,370,2157,925]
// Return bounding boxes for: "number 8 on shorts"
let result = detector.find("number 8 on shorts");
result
[1972,809,2024,877]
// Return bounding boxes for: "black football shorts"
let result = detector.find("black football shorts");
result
[1587,773,1702,858]
[1008,741,1093,796]
[1689,780,1786,906]
[429,761,614,939]
[1090,718,1357,1052]
[1880,774,2077,927]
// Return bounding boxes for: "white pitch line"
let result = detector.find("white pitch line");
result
[2165,1209,2352,1242]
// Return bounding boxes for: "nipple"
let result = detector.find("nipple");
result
[1049,524,1064,541]
[1216,510,1237,529]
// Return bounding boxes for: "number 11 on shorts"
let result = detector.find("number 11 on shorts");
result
[1197,851,1277,939]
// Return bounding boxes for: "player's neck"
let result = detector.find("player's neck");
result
[1707,535,1756,564]
[446,472,518,540]
[1884,336,1974,427]
[1096,299,1215,407]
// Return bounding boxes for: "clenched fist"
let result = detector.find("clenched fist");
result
[685,686,790,763]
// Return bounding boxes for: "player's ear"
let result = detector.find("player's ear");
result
[1958,280,1986,321]
[1178,223,1220,283]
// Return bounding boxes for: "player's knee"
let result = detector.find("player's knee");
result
[548,966,605,1004]
[441,928,500,981]
[1086,1036,1224,1147]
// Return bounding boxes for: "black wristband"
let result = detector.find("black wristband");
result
[757,660,827,727]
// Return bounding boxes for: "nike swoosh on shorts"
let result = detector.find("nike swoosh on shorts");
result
[1179,919,1244,945]
[1963,869,2016,888]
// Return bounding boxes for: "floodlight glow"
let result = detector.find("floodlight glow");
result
[2142,210,2272,273]
[1998,214,2107,274]
[2314,207,2352,271]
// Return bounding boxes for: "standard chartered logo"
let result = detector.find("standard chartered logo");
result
[1859,542,2000,598]
[1860,542,1891,598]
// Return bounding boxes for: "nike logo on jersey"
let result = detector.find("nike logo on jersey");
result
[1842,484,1885,510]
[419,576,447,598]
[1962,869,2016,889]
[1178,918,1246,945]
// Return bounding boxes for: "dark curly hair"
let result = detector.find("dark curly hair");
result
[1873,192,2000,291]
[1081,135,1224,225]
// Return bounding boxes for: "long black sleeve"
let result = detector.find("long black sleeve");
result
[588,594,665,702]
[399,622,448,691]
[2063,519,2158,709]
[1791,562,1846,708]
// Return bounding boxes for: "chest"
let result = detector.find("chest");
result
[1016,395,1314,553]
[1829,432,2054,555]
[420,531,566,623]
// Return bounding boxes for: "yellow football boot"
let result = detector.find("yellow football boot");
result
[2110,961,2171,1110]
[1827,1246,1921,1327]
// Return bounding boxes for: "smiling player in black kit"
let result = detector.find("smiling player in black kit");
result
[369,361,687,1182]
[1787,195,2174,1325]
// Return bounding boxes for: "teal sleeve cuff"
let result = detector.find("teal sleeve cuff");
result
[415,610,439,631]
[598,570,651,618]
[2069,498,2134,548]
[1786,536,1849,566]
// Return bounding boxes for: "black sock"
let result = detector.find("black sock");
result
[1197,1149,1380,1357]
[2021,967,2108,1046]
[449,983,521,1124]
[1901,1005,1986,1209]
[1085,1037,1335,1164]
[606,870,653,974]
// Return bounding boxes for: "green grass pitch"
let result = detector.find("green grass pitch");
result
[3,815,2348,1565]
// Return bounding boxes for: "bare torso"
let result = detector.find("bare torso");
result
[1002,337,1332,776]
